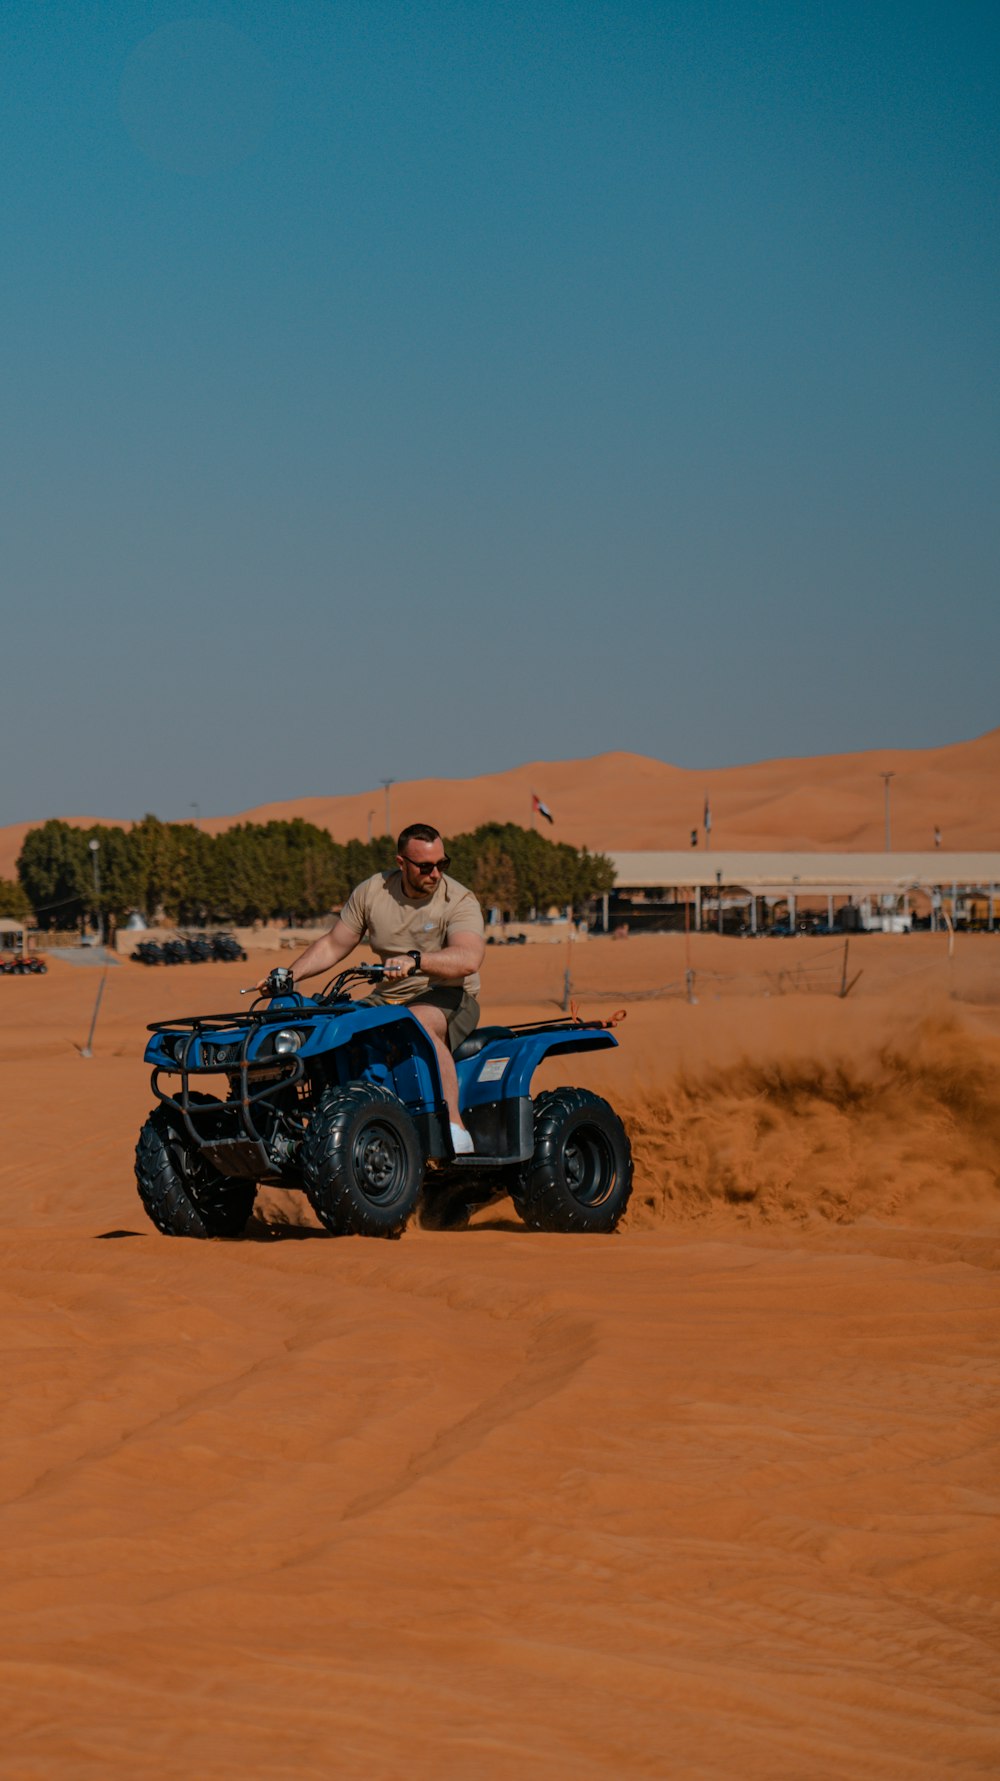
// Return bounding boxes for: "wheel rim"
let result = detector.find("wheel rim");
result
[168,1136,223,1196]
[563,1122,617,1208]
[352,1118,409,1204]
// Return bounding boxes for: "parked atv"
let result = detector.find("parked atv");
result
[135,964,632,1240]
[134,941,165,966]
[1,954,47,974]
[183,935,213,964]
[211,932,248,962]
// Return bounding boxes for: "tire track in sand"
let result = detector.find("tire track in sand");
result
[340,1310,597,1521]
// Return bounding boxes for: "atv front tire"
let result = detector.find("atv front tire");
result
[301,1084,423,1238]
[135,1099,257,1238]
[515,1088,633,1233]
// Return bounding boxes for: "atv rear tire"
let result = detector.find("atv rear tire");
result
[301,1084,423,1238]
[135,1098,257,1238]
[514,1088,632,1233]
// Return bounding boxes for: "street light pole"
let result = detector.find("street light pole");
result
[88,838,102,945]
[380,778,396,837]
[879,772,895,851]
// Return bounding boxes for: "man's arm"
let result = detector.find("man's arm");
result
[258,918,359,991]
[385,927,485,985]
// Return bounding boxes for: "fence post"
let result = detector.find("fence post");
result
[81,966,109,1058]
[562,921,573,1012]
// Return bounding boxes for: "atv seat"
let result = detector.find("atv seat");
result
[453,1025,514,1063]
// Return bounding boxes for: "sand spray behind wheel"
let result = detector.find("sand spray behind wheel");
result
[616,1011,1000,1230]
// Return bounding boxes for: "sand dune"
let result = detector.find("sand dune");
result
[154,725,1000,852]
[2,937,999,1774]
[2,726,998,882]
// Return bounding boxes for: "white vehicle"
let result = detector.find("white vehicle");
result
[859,896,912,934]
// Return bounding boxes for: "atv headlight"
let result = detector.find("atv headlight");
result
[273,1028,303,1055]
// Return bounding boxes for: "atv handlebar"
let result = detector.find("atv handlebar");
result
[242,962,389,1003]
[317,963,387,1001]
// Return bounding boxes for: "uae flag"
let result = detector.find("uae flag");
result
[703,795,712,836]
[532,792,554,825]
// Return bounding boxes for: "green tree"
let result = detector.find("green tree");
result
[212,825,276,924]
[170,825,215,924]
[0,877,30,919]
[572,845,615,905]
[262,820,348,922]
[17,821,89,927]
[130,815,177,922]
[448,823,613,918]
[83,825,143,929]
[472,841,519,920]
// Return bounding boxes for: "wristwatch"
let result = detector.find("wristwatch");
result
[408,950,422,972]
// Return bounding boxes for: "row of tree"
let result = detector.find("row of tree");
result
[14,817,614,929]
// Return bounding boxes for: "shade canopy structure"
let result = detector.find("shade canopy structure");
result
[607,852,1000,897]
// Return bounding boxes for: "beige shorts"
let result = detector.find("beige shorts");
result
[365,986,480,1051]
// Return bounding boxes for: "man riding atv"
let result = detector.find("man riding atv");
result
[262,824,484,1155]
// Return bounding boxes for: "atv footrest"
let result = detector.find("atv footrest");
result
[199,1137,273,1179]
[450,1154,523,1168]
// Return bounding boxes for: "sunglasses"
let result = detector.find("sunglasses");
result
[401,854,450,874]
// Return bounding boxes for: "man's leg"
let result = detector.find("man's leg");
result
[410,1004,468,1134]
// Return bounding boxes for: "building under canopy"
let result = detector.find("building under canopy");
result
[604,852,1000,933]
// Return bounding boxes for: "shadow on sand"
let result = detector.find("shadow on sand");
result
[243,1213,330,1241]
[244,1206,529,1241]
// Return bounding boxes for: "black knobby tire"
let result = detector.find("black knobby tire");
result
[135,1095,257,1238]
[301,1083,423,1238]
[515,1088,633,1233]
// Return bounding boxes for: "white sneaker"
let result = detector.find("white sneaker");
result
[450,1122,475,1156]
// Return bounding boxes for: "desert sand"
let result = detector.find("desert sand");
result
[2,725,999,879]
[2,931,999,1777]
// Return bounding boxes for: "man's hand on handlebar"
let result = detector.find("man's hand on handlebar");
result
[383,954,417,981]
[250,966,295,998]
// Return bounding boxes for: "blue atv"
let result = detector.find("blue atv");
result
[135,964,633,1239]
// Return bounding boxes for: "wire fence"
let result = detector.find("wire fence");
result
[557,935,1000,1010]
[562,942,859,1006]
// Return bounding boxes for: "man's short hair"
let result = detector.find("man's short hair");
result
[397,822,442,853]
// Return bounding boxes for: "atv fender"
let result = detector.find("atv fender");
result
[456,1026,619,1162]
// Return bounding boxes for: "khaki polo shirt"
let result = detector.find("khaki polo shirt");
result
[339,870,484,1001]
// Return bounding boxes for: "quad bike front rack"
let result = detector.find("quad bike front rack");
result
[148,1007,308,1173]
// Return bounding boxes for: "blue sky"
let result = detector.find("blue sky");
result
[2,1,997,823]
